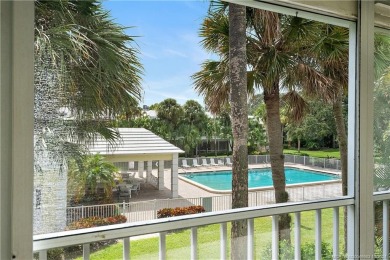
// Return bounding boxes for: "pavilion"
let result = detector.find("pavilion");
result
[88,128,184,198]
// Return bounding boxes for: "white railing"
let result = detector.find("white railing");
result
[34,197,354,260]
[67,204,121,224]
[180,154,341,170]
[373,191,390,259]
[66,182,341,224]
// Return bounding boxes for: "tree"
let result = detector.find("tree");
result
[229,3,248,259]
[68,154,118,203]
[285,99,336,150]
[183,100,208,127]
[156,98,184,144]
[248,118,267,154]
[178,125,201,157]
[309,24,349,196]
[247,13,329,242]
[182,100,208,156]
[193,4,329,241]
[34,0,143,163]
[248,94,264,115]
[217,111,233,151]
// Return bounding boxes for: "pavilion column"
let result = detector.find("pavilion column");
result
[138,161,144,179]
[146,161,152,183]
[158,160,164,190]
[171,154,178,198]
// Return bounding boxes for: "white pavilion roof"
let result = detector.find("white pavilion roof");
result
[88,128,184,155]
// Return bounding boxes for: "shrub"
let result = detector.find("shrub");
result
[262,240,333,260]
[157,205,205,218]
[33,248,64,260]
[67,215,127,230]
[64,215,127,257]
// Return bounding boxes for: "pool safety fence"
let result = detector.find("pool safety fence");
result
[180,155,341,170]
[66,182,341,225]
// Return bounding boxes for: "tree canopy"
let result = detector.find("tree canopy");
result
[34,0,143,163]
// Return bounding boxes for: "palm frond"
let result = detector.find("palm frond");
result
[199,11,229,56]
[192,59,229,114]
[290,62,334,102]
[282,91,308,123]
[35,0,143,145]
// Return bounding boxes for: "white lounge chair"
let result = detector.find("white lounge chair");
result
[217,159,225,166]
[210,158,218,166]
[181,159,191,168]
[201,158,210,167]
[225,157,233,166]
[192,159,201,167]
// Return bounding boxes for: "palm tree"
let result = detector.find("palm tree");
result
[193,4,330,241]
[34,0,143,154]
[228,3,248,259]
[182,100,208,128]
[68,154,118,202]
[182,100,208,156]
[308,24,349,196]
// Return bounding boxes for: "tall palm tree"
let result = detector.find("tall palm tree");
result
[308,24,349,196]
[193,4,329,241]
[229,3,248,259]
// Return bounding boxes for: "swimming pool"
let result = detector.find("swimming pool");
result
[181,167,339,191]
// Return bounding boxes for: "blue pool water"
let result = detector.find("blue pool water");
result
[181,167,339,190]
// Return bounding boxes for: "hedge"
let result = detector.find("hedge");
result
[157,205,205,218]
[67,215,127,230]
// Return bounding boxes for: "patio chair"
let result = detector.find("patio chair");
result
[181,159,191,168]
[118,183,131,198]
[192,159,201,167]
[129,182,140,195]
[217,159,225,166]
[201,158,210,167]
[210,158,218,166]
[225,157,233,166]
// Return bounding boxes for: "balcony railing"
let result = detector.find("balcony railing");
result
[66,182,341,225]
[34,197,355,260]
[373,191,390,259]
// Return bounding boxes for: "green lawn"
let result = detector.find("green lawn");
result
[77,208,344,260]
[283,148,340,159]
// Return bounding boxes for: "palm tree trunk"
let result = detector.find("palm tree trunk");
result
[333,93,348,196]
[332,91,348,252]
[298,137,301,152]
[229,3,248,259]
[264,83,291,242]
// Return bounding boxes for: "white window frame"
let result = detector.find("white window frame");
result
[0,1,35,259]
[1,0,389,258]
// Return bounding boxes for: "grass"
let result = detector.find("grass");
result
[76,208,344,260]
[283,148,340,159]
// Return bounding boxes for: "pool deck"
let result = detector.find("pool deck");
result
[124,163,342,203]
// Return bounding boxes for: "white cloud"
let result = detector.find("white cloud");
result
[141,51,158,59]
[179,32,216,63]
[163,49,188,58]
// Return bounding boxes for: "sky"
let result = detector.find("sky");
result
[102,0,213,107]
